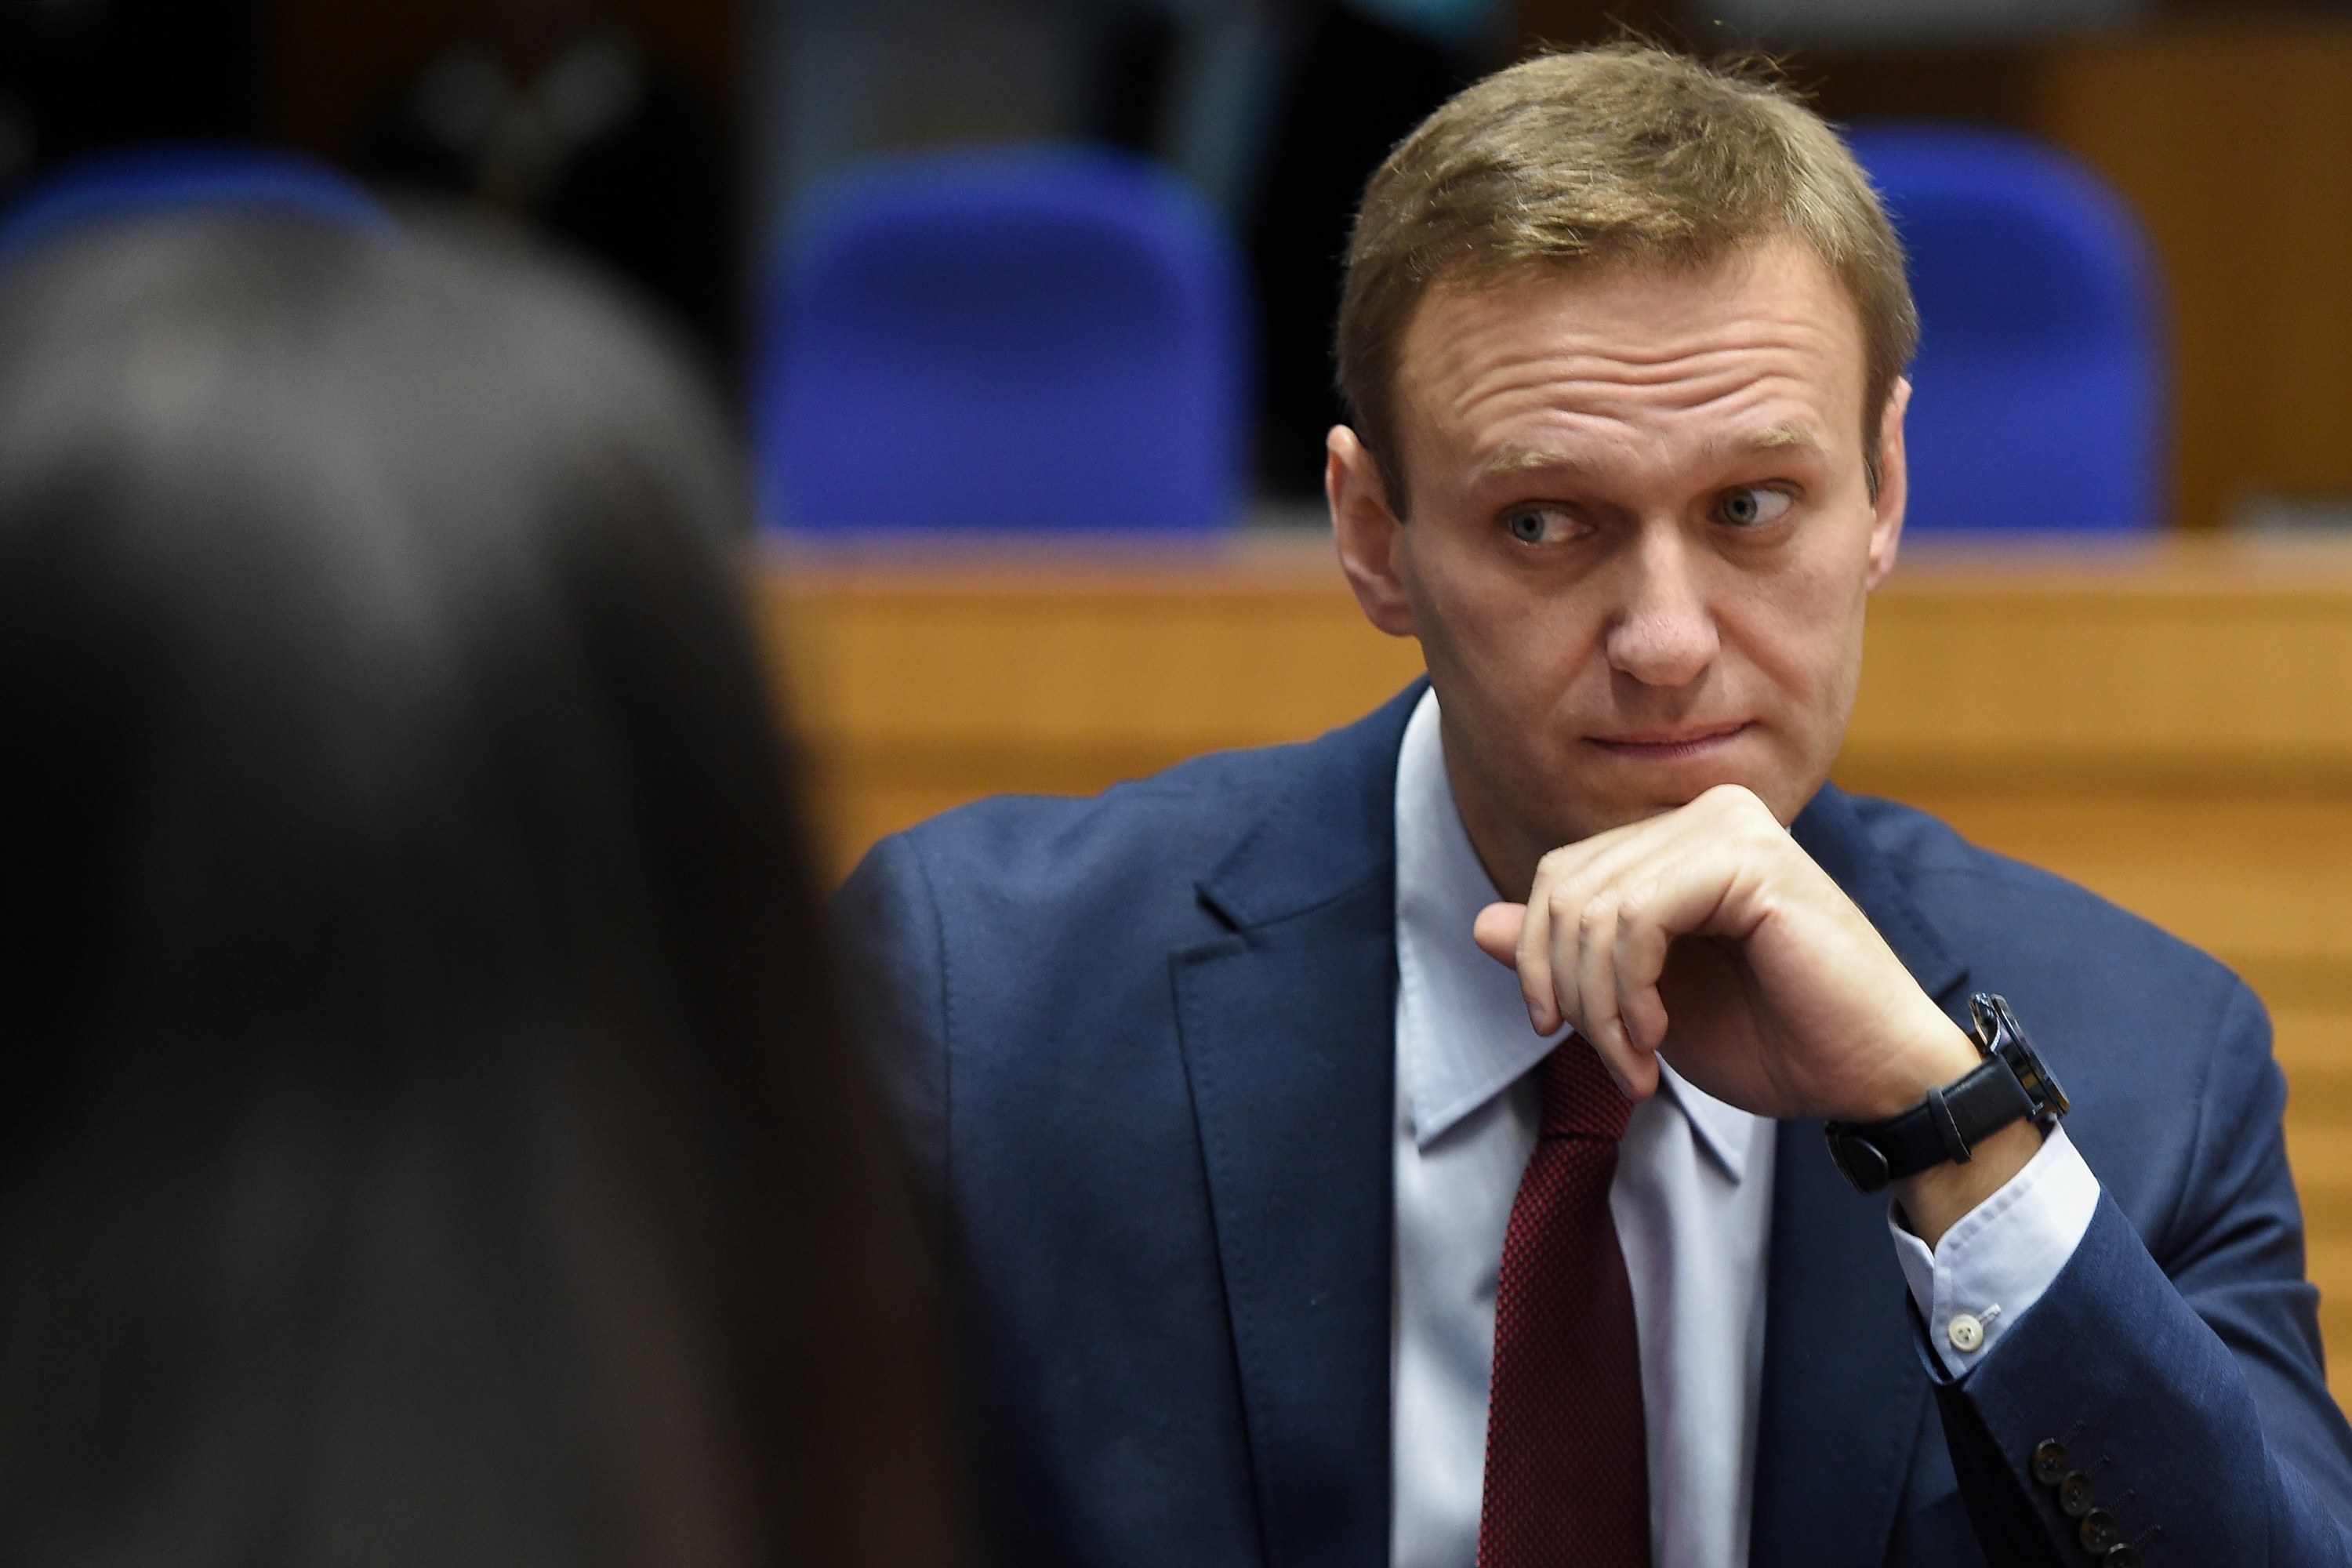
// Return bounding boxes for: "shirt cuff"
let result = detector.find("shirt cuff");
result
[1887,1123,2101,1380]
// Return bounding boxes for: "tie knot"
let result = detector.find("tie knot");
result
[1538,1039,1632,1141]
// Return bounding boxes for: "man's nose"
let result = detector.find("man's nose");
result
[1602,525,1720,689]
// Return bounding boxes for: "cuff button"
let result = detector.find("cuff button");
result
[1947,1312,1986,1352]
[2104,1547,2140,1568]
[2060,1473,2096,1518]
[2032,1439,2069,1485]
[2079,1509,2120,1554]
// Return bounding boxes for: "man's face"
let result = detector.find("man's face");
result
[1330,238,1909,897]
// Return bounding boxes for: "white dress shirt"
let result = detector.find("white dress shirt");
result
[1386,688,2103,1568]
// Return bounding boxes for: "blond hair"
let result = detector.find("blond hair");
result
[1335,44,1916,505]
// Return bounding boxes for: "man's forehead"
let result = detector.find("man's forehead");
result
[1396,241,1868,432]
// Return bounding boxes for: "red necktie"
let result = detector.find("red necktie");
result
[1478,1037,1650,1568]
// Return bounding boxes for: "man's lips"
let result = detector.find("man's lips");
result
[1584,721,1755,761]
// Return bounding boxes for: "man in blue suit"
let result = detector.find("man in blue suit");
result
[837,45,2352,1568]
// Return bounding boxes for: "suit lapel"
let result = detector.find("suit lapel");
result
[1172,684,1422,1568]
[1751,785,1970,1568]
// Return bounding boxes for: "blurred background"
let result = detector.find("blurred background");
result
[3,0,2350,535]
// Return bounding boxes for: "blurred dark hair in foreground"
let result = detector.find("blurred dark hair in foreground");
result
[0,215,960,1567]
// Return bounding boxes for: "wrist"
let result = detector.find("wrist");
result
[1824,993,2072,1209]
[1893,1117,2044,1248]
[1845,1014,1981,1123]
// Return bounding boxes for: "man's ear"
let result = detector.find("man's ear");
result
[1865,377,1911,591]
[1328,425,1417,637]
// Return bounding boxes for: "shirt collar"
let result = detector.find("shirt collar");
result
[1392,687,1764,1181]
[1660,1060,1762,1182]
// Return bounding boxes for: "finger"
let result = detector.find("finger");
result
[1473,902,1524,967]
[1614,835,1753,946]
[1588,1025,1661,1101]
[1515,809,1715,1038]
[1544,878,1596,1054]
[1566,825,1731,1074]
[1523,836,1661,1037]
[1600,832,1770,1062]
[1515,884,1559,1035]
[1613,879,1673,1054]
[1566,895,1661,1099]
[1571,893,1628,1057]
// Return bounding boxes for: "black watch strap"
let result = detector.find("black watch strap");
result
[1824,994,2071,1196]
[1824,1058,2036,1194]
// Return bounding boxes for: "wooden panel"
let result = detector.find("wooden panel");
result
[2029,17,2352,529]
[762,534,2352,1399]
[764,537,1428,865]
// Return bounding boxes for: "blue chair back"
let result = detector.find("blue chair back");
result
[758,147,1250,533]
[0,145,389,267]
[1847,126,2164,533]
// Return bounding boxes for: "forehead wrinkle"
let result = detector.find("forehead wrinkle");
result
[1559,337,1843,390]
[1414,283,1851,371]
[1446,332,1844,404]
[1444,358,1833,448]
[1407,281,1858,414]
[1427,316,1842,412]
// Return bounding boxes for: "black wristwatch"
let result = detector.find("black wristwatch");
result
[1824,993,2071,1196]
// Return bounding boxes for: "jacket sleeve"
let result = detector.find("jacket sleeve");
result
[832,832,953,1232]
[1936,981,2352,1565]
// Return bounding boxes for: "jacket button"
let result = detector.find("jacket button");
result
[2032,1439,2069,1485]
[2078,1509,2120,1553]
[2060,1473,2096,1518]
[2104,1546,2140,1568]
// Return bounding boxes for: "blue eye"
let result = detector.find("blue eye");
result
[1506,508,1570,544]
[1720,487,1792,528]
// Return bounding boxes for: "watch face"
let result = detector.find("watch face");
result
[1971,993,2071,1120]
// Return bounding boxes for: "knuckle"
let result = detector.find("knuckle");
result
[1577,894,1617,940]
[1613,889,1647,933]
[1699,783,1779,844]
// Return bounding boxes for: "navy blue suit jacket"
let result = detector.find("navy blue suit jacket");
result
[836,684,2352,1566]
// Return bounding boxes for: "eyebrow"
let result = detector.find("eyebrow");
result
[1473,423,1827,488]
[1726,422,1826,457]
[1472,445,1599,486]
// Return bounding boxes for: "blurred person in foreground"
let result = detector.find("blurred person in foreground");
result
[837,43,2352,1568]
[0,214,957,1567]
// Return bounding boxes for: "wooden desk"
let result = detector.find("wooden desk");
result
[759,532,2352,1398]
